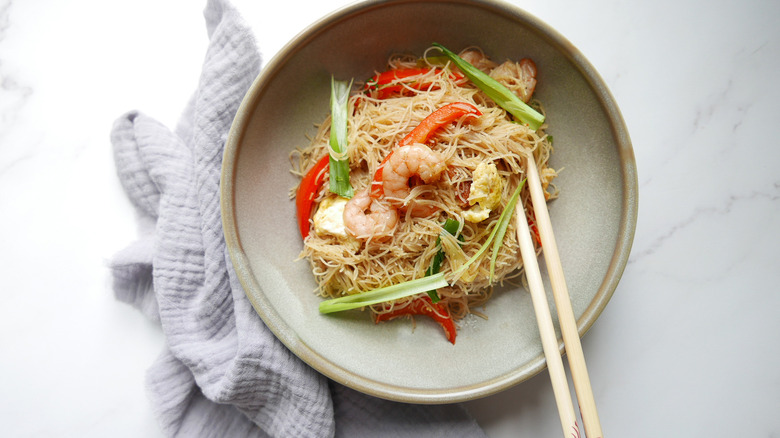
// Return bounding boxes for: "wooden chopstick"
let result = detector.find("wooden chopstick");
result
[524,154,604,438]
[514,195,580,438]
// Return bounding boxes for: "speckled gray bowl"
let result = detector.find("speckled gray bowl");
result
[221,0,637,403]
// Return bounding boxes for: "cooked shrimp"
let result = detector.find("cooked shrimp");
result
[381,144,446,202]
[489,58,537,103]
[343,189,399,240]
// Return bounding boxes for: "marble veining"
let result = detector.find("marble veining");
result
[631,186,779,264]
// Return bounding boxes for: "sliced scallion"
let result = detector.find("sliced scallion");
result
[328,76,354,198]
[318,273,449,314]
[432,43,545,131]
[489,179,526,281]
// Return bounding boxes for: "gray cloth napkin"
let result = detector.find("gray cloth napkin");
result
[109,0,487,436]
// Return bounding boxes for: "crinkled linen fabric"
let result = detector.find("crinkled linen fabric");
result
[108,0,487,437]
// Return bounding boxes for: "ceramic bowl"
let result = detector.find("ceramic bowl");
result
[221,0,637,403]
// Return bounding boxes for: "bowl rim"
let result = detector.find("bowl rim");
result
[221,0,638,404]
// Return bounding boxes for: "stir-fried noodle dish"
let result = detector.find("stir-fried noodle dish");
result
[291,44,558,344]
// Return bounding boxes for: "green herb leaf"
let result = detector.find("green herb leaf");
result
[328,76,354,198]
[319,273,449,314]
[432,43,545,130]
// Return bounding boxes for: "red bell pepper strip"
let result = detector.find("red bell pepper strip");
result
[398,101,481,147]
[296,154,330,239]
[529,220,542,247]
[365,67,465,99]
[374,295,457,344]
[370,102,482,198]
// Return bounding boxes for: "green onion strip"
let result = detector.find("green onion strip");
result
[489,179,526,281]
[328,76,354,198]
[432,43,545,131]
[318,273,449,314]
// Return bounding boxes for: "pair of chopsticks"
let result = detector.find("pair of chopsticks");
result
[514,154,603,438]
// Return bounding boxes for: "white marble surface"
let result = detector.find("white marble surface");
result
[1,0,778,436]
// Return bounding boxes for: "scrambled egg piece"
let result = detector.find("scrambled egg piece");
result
[463,162,503,223]
[313,196,350,238]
